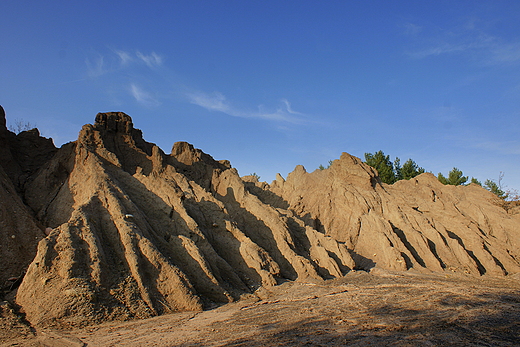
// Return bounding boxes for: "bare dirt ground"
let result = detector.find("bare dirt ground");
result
[2,269,520,346]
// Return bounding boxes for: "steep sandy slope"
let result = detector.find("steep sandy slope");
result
[16,112,355,327]
[5,110,519,329]
[269,153,520,276]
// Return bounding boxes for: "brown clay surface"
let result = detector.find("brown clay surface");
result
[2,270,519,346]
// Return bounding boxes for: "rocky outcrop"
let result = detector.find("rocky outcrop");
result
[1,110,518,329]
[16,112,355,327]
[0,164,43,287]
[0,106,57,192]
[269,153,520,276]
[0,106,46,290]
[0,105,22,190]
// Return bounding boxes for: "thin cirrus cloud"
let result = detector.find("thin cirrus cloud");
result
[114,49,164,68]
[85,55,106,78]
[84,49,164,107]
[408,43,472,59]
[187,91,230,113]
[410,39,520,65]
[87,49,164,76]
[136,51,163,68]
[130,83,160,107]
[490,42,520,63]
[114,50,133,66]
[406,23,520,65]
[402,22,422,37]
[407,34,494,59]
[90,49,308,123]
[186,91,308,124]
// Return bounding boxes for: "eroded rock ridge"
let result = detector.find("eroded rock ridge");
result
[0,109,518,328]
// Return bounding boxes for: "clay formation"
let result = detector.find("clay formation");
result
[0,109,518,328]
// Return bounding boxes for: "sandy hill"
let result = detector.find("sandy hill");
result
[1,109,519,330]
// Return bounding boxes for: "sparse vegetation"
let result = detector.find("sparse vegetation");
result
[470,177,482,185]
[484,178,507,199]
[250,172,260,181]
[8,119,35,134]
[362,152,517,206]
[480,173,520,212]
[318,160,333,170]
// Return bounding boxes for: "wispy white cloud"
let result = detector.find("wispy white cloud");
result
[186,91,308,124]
[136,51,163,68]
[130,83,160,107]
[406,20,520,65]
[402,23,422,37]
[88,49,164,78]
[187,91,231,113]
[114,50,133,66]
[408,34,495,60]
[409,43,470,59]
[85,55,106,78]
[256,102,306,123]
[281,99,303,115]
[257,99,308,123]
[489,42,520,63]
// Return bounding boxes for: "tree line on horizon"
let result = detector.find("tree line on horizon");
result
[319,150,513,200]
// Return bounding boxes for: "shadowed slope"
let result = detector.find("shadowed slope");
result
[0,106,45,289]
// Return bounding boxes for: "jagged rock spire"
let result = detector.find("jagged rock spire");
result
[94,112,134,133]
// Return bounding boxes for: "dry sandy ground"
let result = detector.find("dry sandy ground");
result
[2,269,520,346]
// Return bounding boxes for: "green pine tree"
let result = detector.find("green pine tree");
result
[437,167,468,186]
[470,177,482,186]
[394,157,403,181]
[364,150,396,184]
[400,159,425,180]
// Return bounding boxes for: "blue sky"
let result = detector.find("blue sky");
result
[1,1,519,191]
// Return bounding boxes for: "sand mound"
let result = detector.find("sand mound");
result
[0,109,518,328]
[15,112,354,327]
[269,153,520,276]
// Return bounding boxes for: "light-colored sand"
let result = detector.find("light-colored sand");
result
[3,270,519,346]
